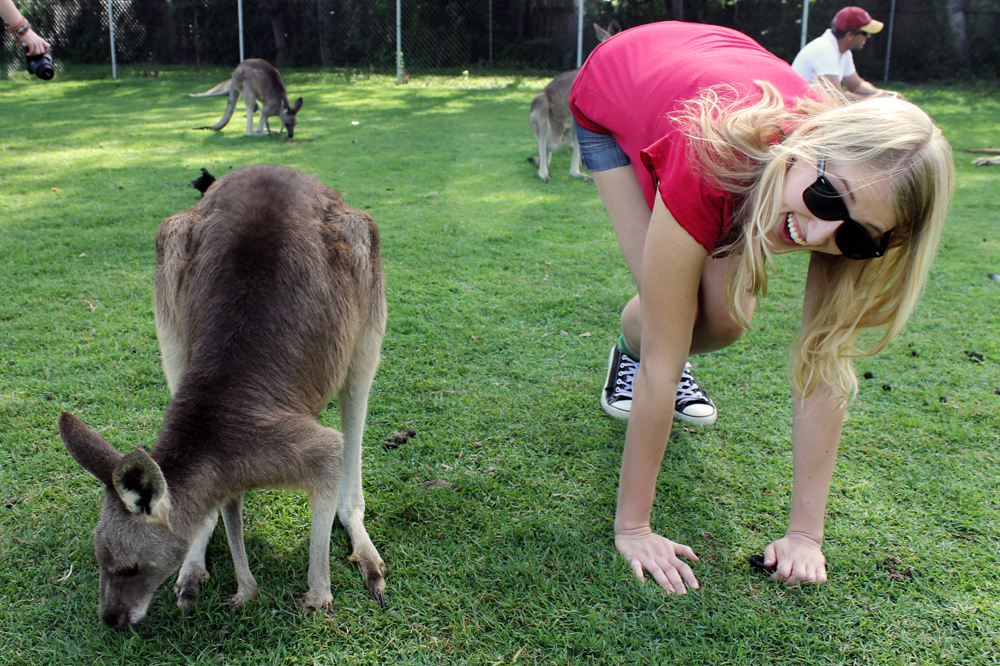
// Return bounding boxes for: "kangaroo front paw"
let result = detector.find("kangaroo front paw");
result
[174,568,210,615]
[295,590,333,614]
[230,586,259,610]
[349,552,387,610]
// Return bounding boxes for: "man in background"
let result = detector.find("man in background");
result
[792,6,891,96]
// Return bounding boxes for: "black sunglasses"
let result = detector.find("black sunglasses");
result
[802,157,892,260]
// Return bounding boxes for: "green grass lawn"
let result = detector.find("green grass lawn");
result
[1,67,998,665]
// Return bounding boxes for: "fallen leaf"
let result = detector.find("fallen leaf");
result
[420,479,455,490]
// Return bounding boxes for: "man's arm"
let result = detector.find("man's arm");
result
[842,72,881,95]
[820,74,843,90]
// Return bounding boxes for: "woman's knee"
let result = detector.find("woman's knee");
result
[691,294,752,354]
[695,316,747,352]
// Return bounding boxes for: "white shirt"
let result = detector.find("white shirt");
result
[791,29,856,83]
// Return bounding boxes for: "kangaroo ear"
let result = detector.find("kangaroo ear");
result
[60,412,123,487]
[292,97,303,113]
[113,447,172,528]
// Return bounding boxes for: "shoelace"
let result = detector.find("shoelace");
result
[676,363,710,407]
[610,353,639,400]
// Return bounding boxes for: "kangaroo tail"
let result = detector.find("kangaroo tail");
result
[192,87,240,131]
[188,78,234,98]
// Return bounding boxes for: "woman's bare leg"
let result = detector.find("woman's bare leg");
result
[590,166,652,288]
[591,165,755,357]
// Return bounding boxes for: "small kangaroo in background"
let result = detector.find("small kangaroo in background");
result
[528,21,619,183]
[60,165,386,629]
[189,59,303,138]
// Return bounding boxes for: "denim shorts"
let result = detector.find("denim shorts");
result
[573,118,631,172]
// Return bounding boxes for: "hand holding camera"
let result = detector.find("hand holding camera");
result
[23,43,54,80]
[3,0,53,78]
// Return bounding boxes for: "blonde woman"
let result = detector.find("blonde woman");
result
[569,22,953,592]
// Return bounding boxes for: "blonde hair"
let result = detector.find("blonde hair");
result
[677,82,955,400]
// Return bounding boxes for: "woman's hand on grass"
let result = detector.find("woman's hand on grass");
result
[764,533,827,586]
[615,525,700,594]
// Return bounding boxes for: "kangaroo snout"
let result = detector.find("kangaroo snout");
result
[101,608,137,631]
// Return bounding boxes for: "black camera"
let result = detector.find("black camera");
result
[23,44,54,80]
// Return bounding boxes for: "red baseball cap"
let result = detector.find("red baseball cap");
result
[833,6,884,33]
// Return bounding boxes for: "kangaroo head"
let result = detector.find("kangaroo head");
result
[280,97,303,138]
[60,412,188,630]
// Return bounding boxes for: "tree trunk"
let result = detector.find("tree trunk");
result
[944,0,966,54]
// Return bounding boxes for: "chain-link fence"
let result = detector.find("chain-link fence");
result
[4,0,1000,81]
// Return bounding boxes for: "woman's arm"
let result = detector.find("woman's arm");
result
[764,252,845,585]
[1,0,49,55]
[614,193,708,594]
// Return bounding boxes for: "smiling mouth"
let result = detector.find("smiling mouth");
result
[786,213,809,247]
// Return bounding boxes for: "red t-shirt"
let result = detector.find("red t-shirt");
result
[570,22,811,252]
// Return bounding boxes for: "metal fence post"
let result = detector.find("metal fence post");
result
[107,0,117,79]
[883,0,896,82]
[800,0,810,51]
[396,0,402,84]
[576,0,583,68]
[238,0,245,62]
[318,0,325,65]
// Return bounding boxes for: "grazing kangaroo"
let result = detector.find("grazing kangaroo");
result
[190,59,303,138]
[59,165,386,630]
[528,22,619,183]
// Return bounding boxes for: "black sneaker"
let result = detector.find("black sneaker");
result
[600,344,638,420]
[675,362,717,426]
[600,347,718,425]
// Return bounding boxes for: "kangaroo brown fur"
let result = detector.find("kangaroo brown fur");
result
[60,165,386,629]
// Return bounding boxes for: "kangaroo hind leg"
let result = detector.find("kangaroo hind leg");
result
[194,87,240,131]
[243,84,266,136]
[337,314,387,609]
[295,424,344,613]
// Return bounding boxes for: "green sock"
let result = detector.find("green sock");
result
[618,333,639,361]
